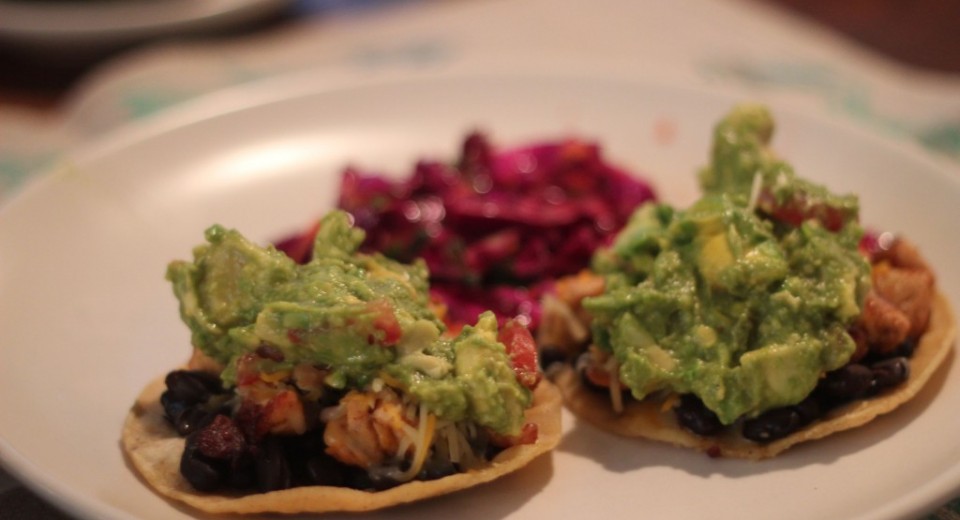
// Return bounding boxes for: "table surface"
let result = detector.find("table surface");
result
[760,0,960,73]
[3,0,959,110]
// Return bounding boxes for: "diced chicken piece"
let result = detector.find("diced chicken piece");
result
[256,390,307,436]
[537,295,586,355]
[859,290,911,354]
[323,389,412,468]
[227,352,311,438]
[292,363,328,401]
[873,264,934,337]
[576,345,627,389]
[537,271,605,355]
[846,325,869,363]
[555,270,606,323]
[234,388,309,441]
[873,237,933,274]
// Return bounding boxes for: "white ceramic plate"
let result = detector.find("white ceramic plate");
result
[1,72,959,520]
[0,0,291,47]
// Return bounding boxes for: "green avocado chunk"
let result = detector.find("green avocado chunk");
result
[585,104,871,425]
[166,210,530,435]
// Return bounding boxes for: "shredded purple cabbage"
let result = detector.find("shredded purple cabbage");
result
[277,132,656,330]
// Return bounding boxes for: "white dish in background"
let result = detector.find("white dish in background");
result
[0,0,292,47]
[0,71,958,520]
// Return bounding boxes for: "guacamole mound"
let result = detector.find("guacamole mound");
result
[166,210,531,435]
[584,105,871,425]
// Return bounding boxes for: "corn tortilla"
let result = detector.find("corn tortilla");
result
[555,292,955,459]
[122,377,562,514]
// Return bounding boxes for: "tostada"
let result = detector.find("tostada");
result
[539,104,956,459]
[122,210,561,513]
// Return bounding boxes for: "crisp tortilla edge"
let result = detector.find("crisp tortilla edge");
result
[555,291,956,459]
[121,377,562,514]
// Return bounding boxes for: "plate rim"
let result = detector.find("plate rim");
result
[0,0,293,43]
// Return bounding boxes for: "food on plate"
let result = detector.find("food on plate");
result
[540,104,956,459]
[122,211,561,514]
[276,132,656,331]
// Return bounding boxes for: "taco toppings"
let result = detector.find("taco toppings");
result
[276,132,656,331]
[540,104,955,458]
[123,210,561,513]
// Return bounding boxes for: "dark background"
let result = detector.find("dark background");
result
[1,0,959,110]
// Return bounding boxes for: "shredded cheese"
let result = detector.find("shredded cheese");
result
[444,424,461,463]
[391,407,436,482]
[395,418,419,454]
[454,422,480,469]
[607,356,624,414]
[661,393,680,413]
[541,294,589,343]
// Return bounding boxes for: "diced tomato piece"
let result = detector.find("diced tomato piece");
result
[368,300,402,346]
[256,390,306,437]
[497,318,542,389]
[583,365,627,390]
[756,189,851,232]
[488,422,539,447]
[286,328,305,346]
[517,422,539,445]
[443,321,465,338]
[859,231,881,259]
[235,353,262,387]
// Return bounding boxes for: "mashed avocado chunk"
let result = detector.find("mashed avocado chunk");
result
[166,210,531,435]
[585,105,870,425]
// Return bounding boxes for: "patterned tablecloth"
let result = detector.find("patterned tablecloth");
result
[1,0,959,518]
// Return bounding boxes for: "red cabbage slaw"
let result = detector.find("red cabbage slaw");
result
[276,132,656,330]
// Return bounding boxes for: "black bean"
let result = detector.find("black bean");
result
[871,357,910,390]
[174,407,216,437]
[317,388,347,410]
[165,370,223,404]
[742,408,802,443]
[255,437,292,492]
[255,344,285,362]
[893,337,918,358]
[363,472,402,491]
[303,455,346,487]
[160,390,188,424]
[674,394,723,436]
[792,396,823,425]
[342,467,400,491]
[538,346,567,370]
[342,468,373,490]
[180,443,223,492]
[818,364,873,402]
[484,443,506,461]
[224,460,257,490]
[417,456,457,481]
[294,429,327,457]
[193,370,226,392]
[301,400,322,431]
